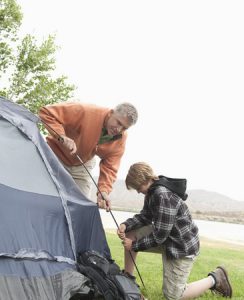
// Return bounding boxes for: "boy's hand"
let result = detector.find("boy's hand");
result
[117,224,126,240]
[122,238,132,251]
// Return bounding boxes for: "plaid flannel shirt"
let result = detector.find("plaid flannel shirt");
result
[123,186,200,259]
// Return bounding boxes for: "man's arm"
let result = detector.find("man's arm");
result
[39,105,66,137]
[39,103,83,155]
[96,140,126,210]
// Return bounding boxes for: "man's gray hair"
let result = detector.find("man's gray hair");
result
[114,102,138,126]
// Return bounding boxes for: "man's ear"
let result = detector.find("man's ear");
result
[107,109,114,117]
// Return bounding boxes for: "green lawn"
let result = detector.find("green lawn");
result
[106,232,244,300]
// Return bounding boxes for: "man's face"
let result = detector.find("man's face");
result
[106,111,131,136]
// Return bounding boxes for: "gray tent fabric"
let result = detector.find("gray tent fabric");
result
[0,97,111,299]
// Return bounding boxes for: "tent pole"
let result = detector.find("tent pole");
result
[75,154,146,290]
[40,119,146,290]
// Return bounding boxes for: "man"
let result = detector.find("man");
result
[39,101,138,210]
[117,162,233,299]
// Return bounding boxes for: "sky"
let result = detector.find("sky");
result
[16,0,244,201]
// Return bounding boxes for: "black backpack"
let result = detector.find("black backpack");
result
[77,250,143,300]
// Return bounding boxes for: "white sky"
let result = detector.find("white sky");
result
[17,0,244,201]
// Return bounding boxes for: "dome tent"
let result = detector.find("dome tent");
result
[0,97,110,299]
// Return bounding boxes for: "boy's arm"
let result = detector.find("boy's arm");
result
[131,191,178,251]
[123,204,152,232]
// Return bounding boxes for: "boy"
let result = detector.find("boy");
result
[117,162,232,299]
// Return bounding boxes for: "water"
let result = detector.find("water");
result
[194,219,244,245]
[99,210,244,246]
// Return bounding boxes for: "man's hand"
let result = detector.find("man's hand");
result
[97,191,111,212]
[59,135,77,155]
[117,224,126,240]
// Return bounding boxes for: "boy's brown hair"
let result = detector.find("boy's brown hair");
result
[125,162,158,191]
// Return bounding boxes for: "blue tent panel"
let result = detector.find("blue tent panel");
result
[0,97,111,299]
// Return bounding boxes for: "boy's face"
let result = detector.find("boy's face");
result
[137,180,152,195]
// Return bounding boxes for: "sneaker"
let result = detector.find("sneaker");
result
[121,269,136,281]
[208,266,233,298]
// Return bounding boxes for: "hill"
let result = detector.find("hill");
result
[91,179,244,224]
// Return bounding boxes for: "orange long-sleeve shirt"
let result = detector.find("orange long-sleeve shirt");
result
[39,102,127,194]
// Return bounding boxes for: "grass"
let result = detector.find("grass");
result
[106,232,244,300]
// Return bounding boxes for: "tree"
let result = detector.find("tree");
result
[0,0,76,115]
[0,0,22,75]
